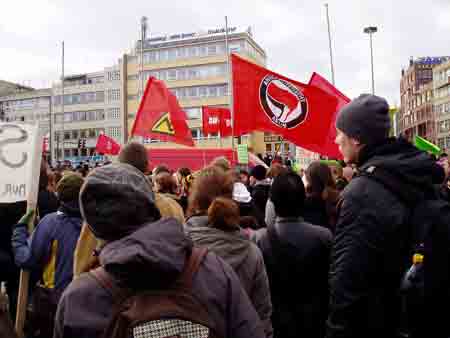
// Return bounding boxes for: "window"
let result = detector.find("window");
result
[207,45,217,56]
[185,107,201,119]
[108,127,121,139]
[188,87,197,97]
[168,70,177,81]
[78,111,86,121]
[178,69,186,80]
[95,91,104,102]
[208,87,218,97]
[108,89,120,102]
[189,47,197,57]
[108,108,120,119]
[191,128,203,140]
[89,129,96,138]
[72,130,79,139]
[168,49,177,61]
[199,46,207,57]
[159,50,168,61]
[199,87,208,97]
[107,71,120,81]
[64,131,71,140]
[64,112,72,122]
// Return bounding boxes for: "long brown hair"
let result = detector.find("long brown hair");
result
[187,166,234,217]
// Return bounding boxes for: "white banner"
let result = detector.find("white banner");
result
[0,123,42,203]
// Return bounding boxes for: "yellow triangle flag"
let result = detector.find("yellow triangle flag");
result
[151,113,175,135]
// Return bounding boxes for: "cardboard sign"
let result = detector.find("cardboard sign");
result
[237,144,249,164]
[0,123,42,204]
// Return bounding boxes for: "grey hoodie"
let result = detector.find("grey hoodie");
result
[185,216,273,338]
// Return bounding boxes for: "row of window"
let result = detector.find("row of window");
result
[55,127,122,142]
[106,71,120,81]
[54,109,105,123]
[436,86,450,99]
[55,128,105,141]
[437,136,450,150]
[53,91,104,106]
[141,42,243,64]
[435,102,450,117]
[1,97,50,109]
[143,128,218,144]
[172,84,228,99]
[434,69,450,82]
[141,63,227,82]
[64,76,104,87]
[439,119,450,133]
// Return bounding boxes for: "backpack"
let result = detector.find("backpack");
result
[361,165,450,338]
[90,247,222,338]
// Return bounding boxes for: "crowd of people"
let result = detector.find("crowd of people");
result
[0,93,450,338]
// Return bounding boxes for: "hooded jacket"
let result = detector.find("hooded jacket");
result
[55,218,265,338]
[12,201,82,299]
[327,138,439,338]
[56,164,264,338]
[185,216,273,338]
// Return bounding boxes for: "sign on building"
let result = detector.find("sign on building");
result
[0,123,42,203]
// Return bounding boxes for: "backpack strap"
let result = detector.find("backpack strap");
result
[179,247,208,289]
[90,267,128,303]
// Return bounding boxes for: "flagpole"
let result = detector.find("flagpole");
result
[225,16,235,153]
[325,3,336,85]
[61,41,65,162]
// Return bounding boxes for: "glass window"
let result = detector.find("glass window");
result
[189,47,197,57]
[218,85,227,97]
[168,70,177,81]
[159,70,167,80]
[178,69,186,80]
[177,88,186,98]
[208,86,218,97]
[89,129,96,138]
[188,87,197,97]
[64,112,72,122]
[64,131,71,140]
[188,69,199,79]
[95,91,104,102]
[199,46,207,57]
[177,48,186,59]
[80,130,87,138]
[78,111,86,121]
[72,130,79,139]
[159,50,168,61]
[168,49,177,61]
[199,87,208,97]
[185,107,201,119]
[207,45,217,56]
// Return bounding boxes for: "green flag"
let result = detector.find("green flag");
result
[414,136,441,156]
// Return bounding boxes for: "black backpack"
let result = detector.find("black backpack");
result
[361,165,450,338]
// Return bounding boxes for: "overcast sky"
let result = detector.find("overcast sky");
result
[1,0,449,105]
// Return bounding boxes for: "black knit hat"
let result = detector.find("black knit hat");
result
[336,94,390,145]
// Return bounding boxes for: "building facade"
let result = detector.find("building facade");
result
[51,66,123,162]
[399,57,450,143]
[0,88,52,137]
[121,26,268,154]
[433,60,450,153]
[0,80,33,97]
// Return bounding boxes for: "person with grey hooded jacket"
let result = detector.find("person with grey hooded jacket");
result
[54,163,265,338]
[185,166,273,338]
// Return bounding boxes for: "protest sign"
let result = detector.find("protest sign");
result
[237,144,249,164]
[0,123,42,204]
[0,123,43,338]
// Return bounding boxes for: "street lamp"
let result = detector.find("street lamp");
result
[363,26,378,94]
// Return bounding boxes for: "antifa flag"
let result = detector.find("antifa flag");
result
[131,77,194,147]
[96,134,121,155]
[231,54,349,158]
[202,106,232,137]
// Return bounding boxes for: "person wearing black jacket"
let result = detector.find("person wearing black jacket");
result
[249,165,270,228]
[254,172,332,338]
[329,94,442,338]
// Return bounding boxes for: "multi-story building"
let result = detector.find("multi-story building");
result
[0,80,32,97]
[51,66,124,161]
[433,60,450,153]
[121,26,268,154]
[399,57,450,143]
[0,88,52,137]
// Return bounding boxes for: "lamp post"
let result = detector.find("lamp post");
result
[363,26,377,94]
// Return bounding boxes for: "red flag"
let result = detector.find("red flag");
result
[232,54,349,158]
[131,77,194,147]
[306,73,350,158]
[96,134,121,155]
[202,106,232,136]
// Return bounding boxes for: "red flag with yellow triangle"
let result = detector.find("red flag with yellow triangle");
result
[131,77,194,146]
